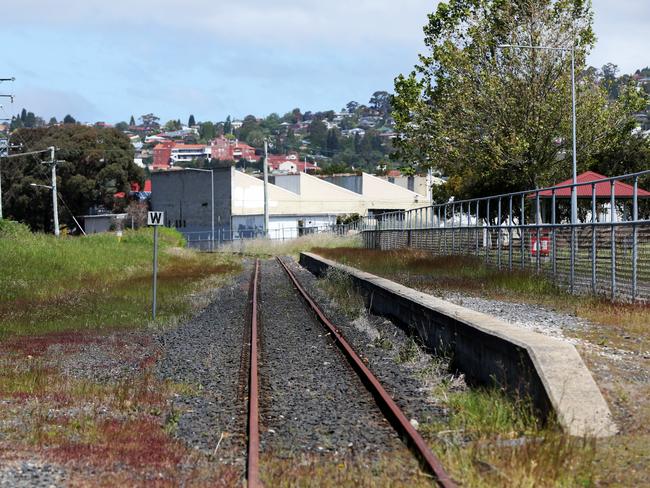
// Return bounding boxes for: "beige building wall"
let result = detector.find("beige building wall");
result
[361,173,425,210]
[231,169,426,218]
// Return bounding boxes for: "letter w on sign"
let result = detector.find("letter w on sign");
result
[148,211,164,226]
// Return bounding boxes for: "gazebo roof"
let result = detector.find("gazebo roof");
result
[536,171,650,199]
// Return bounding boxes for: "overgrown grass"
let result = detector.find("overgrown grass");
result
[221,232,362,258]
[0,223,240,338]
[419,386,599,487]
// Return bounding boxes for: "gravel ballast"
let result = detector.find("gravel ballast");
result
[282,258,453,432]
[258,259,406,457]
[156,264,253,465]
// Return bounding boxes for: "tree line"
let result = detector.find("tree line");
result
[392,0,650,201]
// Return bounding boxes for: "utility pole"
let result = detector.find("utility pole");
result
[49,146,60,237]
[263,139,269,236]
[0,76,15,220]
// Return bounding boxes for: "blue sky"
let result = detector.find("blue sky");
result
[1,0,648,124]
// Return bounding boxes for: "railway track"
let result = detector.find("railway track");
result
[244,258,455,487]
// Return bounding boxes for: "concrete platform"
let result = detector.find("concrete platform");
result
[300,252,618,438]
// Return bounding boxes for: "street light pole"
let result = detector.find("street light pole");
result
[263,139,269,237]
[497,43,578,225]
[570,45,577,225]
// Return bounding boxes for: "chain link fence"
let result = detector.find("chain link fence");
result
[183,223,358,251]
[360,170,650,302]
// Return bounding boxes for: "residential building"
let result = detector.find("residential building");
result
[266,153,320,174]
[209,136,258,163]
[152,141,211,169]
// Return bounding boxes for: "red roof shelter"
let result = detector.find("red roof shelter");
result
[537,171,650,199]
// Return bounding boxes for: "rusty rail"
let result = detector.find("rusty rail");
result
[247,259,261,488]
[275,257,456,488]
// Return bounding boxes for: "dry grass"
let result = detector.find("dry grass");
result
[220,232,362,259]
[260,451,433,487]
[0,334,239,486]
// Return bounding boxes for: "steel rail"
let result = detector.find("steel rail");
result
[247,259,262,488]
[275,257,456,488]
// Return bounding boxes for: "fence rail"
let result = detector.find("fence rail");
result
[359,170,650,302]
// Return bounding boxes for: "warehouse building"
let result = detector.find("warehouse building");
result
[150,168,424,241]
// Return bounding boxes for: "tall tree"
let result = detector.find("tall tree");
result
[308,119,328,151]
[392,0,647,199]
[224,116,232,135]
[139,113,160,129]
[63,114,76,124]
[199,121,216,141]
[2,125,143,232]
[129,115,136,126]
[163,119,182,132]
[188,114,196,127]
[369,91,391,116]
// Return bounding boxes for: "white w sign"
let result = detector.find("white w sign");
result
[147,211,164,226]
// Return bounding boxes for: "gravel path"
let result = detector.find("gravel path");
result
[156,263,253,465]
[258,259,404,457]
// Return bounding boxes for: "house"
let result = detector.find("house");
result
[266,153,320,174]
[210,136,258,163]
[152,141,211,169]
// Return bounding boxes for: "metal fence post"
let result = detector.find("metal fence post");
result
[632,176,638,300]
[610,180,616,300]
[467,201,472,255]
[451,203,456,254]
[591,184,597,294]
[508,195,513,271]
[520,194,526,269]
[497,198,502,269]
[476,200,480,256]
[535,191,541,273]
[570,184,576,294]
[485,199,490,263]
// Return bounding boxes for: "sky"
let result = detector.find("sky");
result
[0,0,648,124]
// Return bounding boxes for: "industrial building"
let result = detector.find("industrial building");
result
[150,168,425,241]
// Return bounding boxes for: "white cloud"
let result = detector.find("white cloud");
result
[6,0,435,47]
[589,0,650,73]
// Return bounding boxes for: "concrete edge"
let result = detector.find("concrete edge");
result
[299,252,618,438]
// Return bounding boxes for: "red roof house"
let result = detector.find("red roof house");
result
[537,171,650,199]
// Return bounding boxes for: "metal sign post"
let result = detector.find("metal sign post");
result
[148,211,164,320]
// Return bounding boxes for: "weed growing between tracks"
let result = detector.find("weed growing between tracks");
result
[260,451,435,487]
[0,223,242,484]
